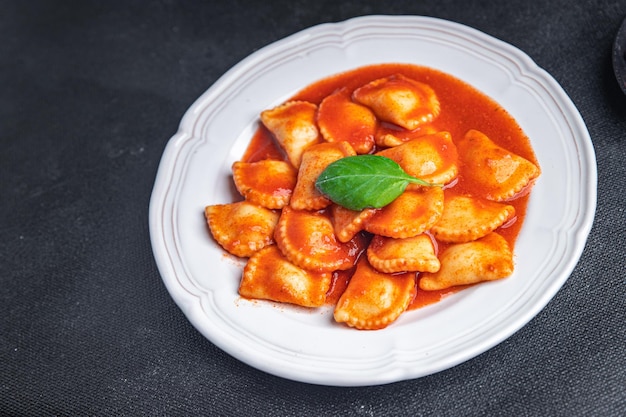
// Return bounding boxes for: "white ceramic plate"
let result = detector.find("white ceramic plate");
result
[149,15,596,386]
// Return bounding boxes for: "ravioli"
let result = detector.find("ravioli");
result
[240,245,331,307]
[365,187,444,239]
[205,201,279,258]
[431,193,516,243]
[419,232,514,291]
[376,131,458,186]
[334,257,416,330]
[290,141,356,211]
[457,129,540,201]
[317,87,377,154]
[330,204,379,243]
[260,100,321,168]
[367,234,440,274]
[375,123,439,147]
[232,160,297,209]
[353,74,440,130]
[274,207,367,272]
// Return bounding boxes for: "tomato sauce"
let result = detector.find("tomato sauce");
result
[241,125,286,162]
[241,63,539,311]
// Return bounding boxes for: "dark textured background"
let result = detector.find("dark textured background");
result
[1,1,625,415]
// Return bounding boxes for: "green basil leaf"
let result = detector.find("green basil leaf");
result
[315,155,439,211]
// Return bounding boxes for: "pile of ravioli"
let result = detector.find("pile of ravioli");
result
[205,73,540,330]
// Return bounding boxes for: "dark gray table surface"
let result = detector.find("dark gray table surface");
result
[2,1,625,415]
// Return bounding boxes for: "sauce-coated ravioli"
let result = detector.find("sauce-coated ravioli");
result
[376,131,458,186]
[260,100,321,169]
[375,123,439,147]
[353,74,441,130]
[419,232,513,291]
[290,141,356,211]
[274,207,368,272]
[205,201,279,258]
[458,129,540,201]
[317,88,377,154]
[204,63,540,330]
[232,160,297,209]
[240,245,331,307]
[431,193,516,243]
[367,234,440,274]
[364,187,444,239]
[334,257,416,330]
[330,204,378,243]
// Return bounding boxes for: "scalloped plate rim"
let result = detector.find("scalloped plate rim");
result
[149,15,597,386]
